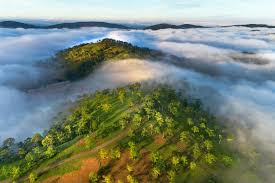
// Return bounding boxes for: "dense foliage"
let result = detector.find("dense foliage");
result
[0,83,233,182]
[58,39,162,80]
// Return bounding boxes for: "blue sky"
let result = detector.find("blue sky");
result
[0,0,275,24]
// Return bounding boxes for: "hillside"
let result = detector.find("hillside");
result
[0,83,237,183]
[0,21,40,29]
[57,39,164,80]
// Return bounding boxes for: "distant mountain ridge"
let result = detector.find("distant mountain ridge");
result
[0,21,40,29]
[144,23,207,30]
[0,21,130,29]
[1,21,275,30]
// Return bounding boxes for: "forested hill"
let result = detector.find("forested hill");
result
[0,21,40,29]
[0,83,236,183]
[57,39,165,80]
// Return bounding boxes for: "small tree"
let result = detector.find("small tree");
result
[99,149,108,160]
[151,167,161,179]
[102,174,112,183]
[31,133,43,144]
[42,135,54,147]
[2,138,15,148]
[204,140,213,151]
[181,156,188,167]
[127,175,138,183]
[29,172,38,183]
[128,141,138,160]
[222,155,233,167]
[167,170,176,183]
[45,146,56,158]
[127,164,134,173]
[171,156,180,169]
[190,162,197,170]
[110,148,121,159]
[89,172,98,183]
[11,166,20,181]
[204,153,216,165]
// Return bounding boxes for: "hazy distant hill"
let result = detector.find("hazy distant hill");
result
[46,21,129,29]
[144,23,206,30]
[1,21,275,30]
[0,21,130,29]
[225,24,275,28]
[0,21,40,29]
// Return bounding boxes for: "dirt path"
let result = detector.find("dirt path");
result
[19,129,129,182]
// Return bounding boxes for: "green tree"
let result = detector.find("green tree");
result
[151,167,161,179]
[128,141,138,160]
[222,155,233,167]
[127,175,138,183]
[101,103,112,112]
[181,156,188,167]
[110,148,121,159]
[42,135,54,147]
[11,166,20,180]
[29,172,38,183]
[2,138,15,148]
[89,172,98,183]
[103,174,112,183]
[204,140,213,151]
[127,164,134,173]
[45,146,56,158]
[31,133,43,144]
[204,153,216,165]
[167,170,176,183]
[190,162,197,170]
[171,156,180,169]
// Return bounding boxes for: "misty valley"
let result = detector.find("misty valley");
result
[0,26,275,183]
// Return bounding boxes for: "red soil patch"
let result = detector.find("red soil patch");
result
[154,134,166,146]
[43,158,99,183]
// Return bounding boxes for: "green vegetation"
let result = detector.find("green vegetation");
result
[0,83,236,182]
[57,39,163,80]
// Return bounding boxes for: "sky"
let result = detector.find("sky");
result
[0,0,275,25]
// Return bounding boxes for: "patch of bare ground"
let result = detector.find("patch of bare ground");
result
[43,158,99,183]
[154,134,166,146]
[105,150,154,183]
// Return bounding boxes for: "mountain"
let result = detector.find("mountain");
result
[57,38,164,80]
[0,21,129,29]
[0,21,39,29]
[226,24,275,28]
[144,23,206,30]
[46,21,129,29]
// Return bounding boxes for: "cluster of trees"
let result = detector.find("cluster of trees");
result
[58,39,158,80]
[83,84,234,182]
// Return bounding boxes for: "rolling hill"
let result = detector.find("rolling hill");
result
[56,38,164,80]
